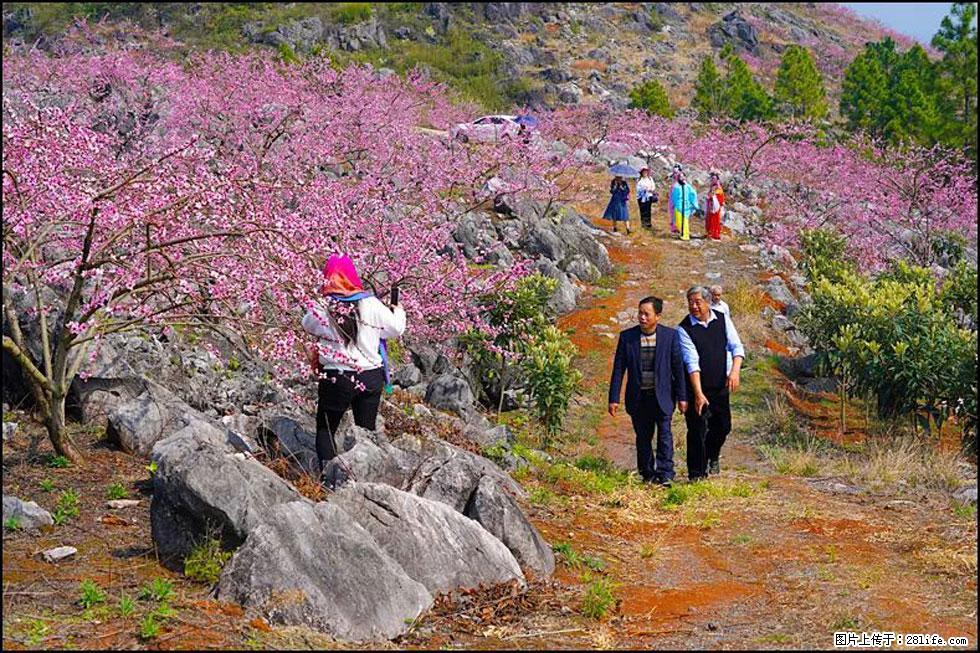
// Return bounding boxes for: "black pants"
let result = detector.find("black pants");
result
[629,390,674,481]
[684,389,731,479]
[638,199,653,227]
[315,367,385,467]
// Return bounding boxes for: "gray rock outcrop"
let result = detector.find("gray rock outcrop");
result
[216,501,432,642]
[3,495,54,530]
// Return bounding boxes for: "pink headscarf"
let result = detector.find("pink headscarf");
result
[321,254,364,297]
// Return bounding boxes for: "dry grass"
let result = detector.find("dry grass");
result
[725,279,769,347]
[570,59,608,73]
[838,436,965,493]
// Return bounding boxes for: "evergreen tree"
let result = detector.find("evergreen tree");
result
[884,45,942,145]
[773,45,828,120]
[628,78,675,117]
[932,2,978,159]
[691,56,724,121]
[841,50,889,137]
[722,53,773,122]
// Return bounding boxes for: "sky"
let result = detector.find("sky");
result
[841,3,955,44]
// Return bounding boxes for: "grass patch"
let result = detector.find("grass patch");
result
[45,454,71,469]
[52,488,80,525]
[4,517,22,531]
[732,534,752,546]
[138,577,174,603]
[78,580,106,609]
[662,479,756,508]
[39,478,55,492]
[139,613,161,640]
[952,503,976,519]
[118,595,136,617]
[184,538,233,584]
[106,482,129,500]
[831,615,861,630]
[581,575,616,619]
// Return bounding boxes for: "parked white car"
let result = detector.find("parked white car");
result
[450,115,525,143]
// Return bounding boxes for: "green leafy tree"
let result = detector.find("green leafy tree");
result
[885,45,942,144]
[773,45,828,120]
[628,78,675,117]
[722,54,773,122]
[932,2,978,158]
[691,56,724,121]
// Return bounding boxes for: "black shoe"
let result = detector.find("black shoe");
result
[689,475,708,483]
[708,459,720,476]
[656,478,673,488]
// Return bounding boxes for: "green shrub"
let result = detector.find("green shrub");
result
[78,580,106,609]
[52,488,80,525]
[184,538,233,584]
[522,326,582,439]
[799,227,854,283]
[795,265,977,446]
[628,78,675,117]
[4,517,22,531]
[39,479,55,492]
[581,576,616,619]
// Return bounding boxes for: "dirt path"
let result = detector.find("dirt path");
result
[419,178,978,650]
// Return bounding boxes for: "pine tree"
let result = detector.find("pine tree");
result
[841,50,890,138]
[722,54,773,122]
[885,45,941,145]
[932,2,978,159]
[628,78,675,117]
[691,56,724,121]
[773,45,828,120]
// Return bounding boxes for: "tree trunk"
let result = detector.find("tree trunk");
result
[44,390,83,464]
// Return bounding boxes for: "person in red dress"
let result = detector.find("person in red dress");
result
[705,171,725,241]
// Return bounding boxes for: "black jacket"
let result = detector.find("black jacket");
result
[608,324,688,416]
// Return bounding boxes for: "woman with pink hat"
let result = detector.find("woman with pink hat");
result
[302,254,406,475]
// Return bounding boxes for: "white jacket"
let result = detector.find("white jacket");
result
[302,296,406,372]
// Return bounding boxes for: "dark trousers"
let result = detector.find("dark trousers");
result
[638,199,653,227]
[629,390,674,481]
[684,389,731,479]
[315,367,385,467]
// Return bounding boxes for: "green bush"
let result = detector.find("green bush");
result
[628,79,675,117]
[799,228,854,283]
[106,482,128,500]
[795,264,977,446]
[138,577,174,603]
[184,538,233,585]
[522,325,582,439]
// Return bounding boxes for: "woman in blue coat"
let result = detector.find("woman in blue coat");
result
[603,176,631,234]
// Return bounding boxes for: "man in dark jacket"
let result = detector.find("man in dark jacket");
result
[608,296,689,486]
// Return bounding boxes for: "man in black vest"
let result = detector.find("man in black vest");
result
[608,296,688,486]
[677,286,745,481]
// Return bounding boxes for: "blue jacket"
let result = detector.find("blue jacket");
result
[608,324,688,416]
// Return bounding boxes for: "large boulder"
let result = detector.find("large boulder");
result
[465,476,556,578]
[708,9,759,53]
[332,483,525,594]
[424,373,475,416]
[104,378,220,458]
[453,212,501,261]
[2,495,54,530]
[216,501,432,642]
[535,258,580,315]
[150,423,305,568]
[524,219,567,262]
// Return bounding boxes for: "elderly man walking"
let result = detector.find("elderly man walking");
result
[677,286,745,480]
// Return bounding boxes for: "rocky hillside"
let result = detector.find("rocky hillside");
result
[2,2,929,113]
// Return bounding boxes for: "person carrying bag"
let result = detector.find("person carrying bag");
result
[302,254,406,475]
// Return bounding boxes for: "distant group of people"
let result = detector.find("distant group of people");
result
[608,285,742,486]
[603,165,726,242]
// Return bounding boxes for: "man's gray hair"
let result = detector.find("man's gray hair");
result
[709,285,723,295]
[686,285,711,300]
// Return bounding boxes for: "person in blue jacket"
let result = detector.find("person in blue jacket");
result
[608,296,689,486]
[603,176,631,234]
